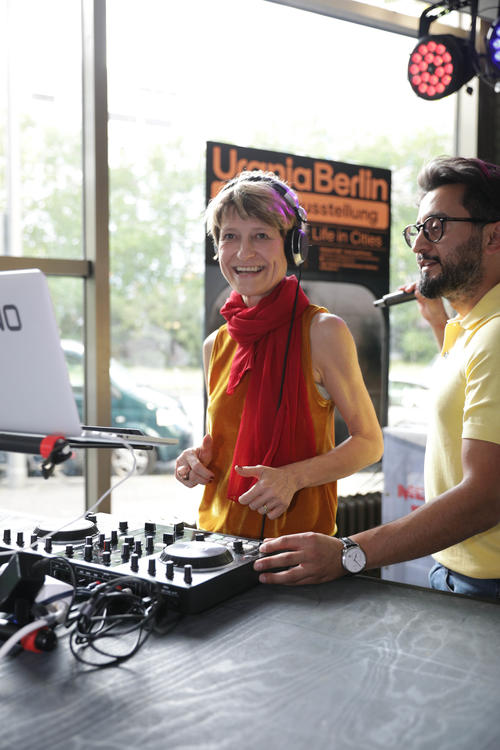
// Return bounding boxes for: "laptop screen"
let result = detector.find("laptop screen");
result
[0,269,82,436]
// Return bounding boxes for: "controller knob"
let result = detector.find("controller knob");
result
[166,560,174,579]
[66,544,74,558]
[85,535,93,546]
[44,537,52,553]
[163,532,174,546]
[3,529,11,544]
[103,539,111,552]
[134,540,142,556]
[98,533,105,548]
[121,542,130,562]
[102,550,111,566]
[184,564,192,584]
[124,535,134,547]
[195,532,205,542]
[84,544,93,562]
[86,513,97,523]
[111,530,118,546]
[16,531,25,547]
[173,521,184,536]
[148,559,156,576]
[233,539,244,554]
[119,520,128,532]
[145,521,156,535]
[146,535,154,555]
[130,553,139,572]
[30,534,38,549]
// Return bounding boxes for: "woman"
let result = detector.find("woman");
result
[175,170,383,539]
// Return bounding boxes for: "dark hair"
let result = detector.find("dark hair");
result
[417,156,500,221]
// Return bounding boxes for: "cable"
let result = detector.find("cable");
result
[68,577,167,668]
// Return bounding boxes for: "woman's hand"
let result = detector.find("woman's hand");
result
[235,465,299,519]
[174,433,214,488]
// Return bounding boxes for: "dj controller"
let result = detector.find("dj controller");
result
[0,512,263,613]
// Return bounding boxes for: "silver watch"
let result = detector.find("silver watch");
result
[340,537,367,575]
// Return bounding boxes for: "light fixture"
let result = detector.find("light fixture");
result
[486,16,500,73]
[408,1,479,100]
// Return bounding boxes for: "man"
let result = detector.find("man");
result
[254,156,500,601]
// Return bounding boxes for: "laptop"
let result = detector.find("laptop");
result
[0,268,177,451]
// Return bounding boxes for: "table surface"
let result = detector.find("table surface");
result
[0,572,499,750]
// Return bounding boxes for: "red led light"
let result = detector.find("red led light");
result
[409,33,474,100]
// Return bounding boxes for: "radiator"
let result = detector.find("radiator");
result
[336,492,381,538]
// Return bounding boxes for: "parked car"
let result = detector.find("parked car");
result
[0,341,193,478]
[61,340,193,475]
[388,375,430,429]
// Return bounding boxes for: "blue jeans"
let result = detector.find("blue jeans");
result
[429,562,500,602]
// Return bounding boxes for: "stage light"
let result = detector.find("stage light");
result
[486,17,500,73]
[408,1,479,100]
[408,34,475,99]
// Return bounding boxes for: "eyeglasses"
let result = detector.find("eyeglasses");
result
[402,216,489,248]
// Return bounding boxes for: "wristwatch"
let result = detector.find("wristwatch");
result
[340,537,367,575]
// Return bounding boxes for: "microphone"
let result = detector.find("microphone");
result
[373,290,416,308]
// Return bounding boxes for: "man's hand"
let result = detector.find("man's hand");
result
[174,433,214,487]
[235,465,298,519]
[254,532,345,585]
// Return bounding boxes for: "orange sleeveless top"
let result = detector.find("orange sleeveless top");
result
[198,305,337,539]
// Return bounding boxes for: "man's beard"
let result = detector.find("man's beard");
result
[418,236,484,301]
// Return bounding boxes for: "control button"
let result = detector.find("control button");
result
[148,559,156,576]
[119,520,128,532]
[165,560,174,579]
[66,544,74,558]
[16,531,24,547]
[184,564,192,584]
[145,521,156,535]
[84,544,93,562]
[130,553,139,572]
[121,542,130,562]
[44,537,52,554]
[233,539,244,554]
[146,535,154,555]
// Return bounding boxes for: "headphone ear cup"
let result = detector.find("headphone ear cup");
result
[285,227,309,267]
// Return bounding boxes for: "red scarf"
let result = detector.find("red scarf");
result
[220,276,317,502]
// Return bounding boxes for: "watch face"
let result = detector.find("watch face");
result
[342,545,366,574]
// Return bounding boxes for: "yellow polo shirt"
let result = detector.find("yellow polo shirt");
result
[426,282,500,578]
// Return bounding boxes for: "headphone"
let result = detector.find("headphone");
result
[219,173,309,267]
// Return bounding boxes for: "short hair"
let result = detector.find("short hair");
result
[417,156,500,222]
[205,170,298,248]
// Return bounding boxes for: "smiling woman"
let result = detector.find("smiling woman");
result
[174,170,383,540]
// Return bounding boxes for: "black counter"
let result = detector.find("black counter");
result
[1,575,499,750]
